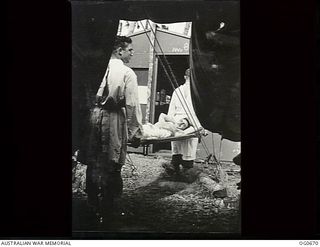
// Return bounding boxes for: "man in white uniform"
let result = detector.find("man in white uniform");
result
[166,68,202,174]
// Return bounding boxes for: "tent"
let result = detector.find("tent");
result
[71,0,240,155]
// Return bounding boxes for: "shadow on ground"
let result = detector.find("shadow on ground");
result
[72,153,241,236]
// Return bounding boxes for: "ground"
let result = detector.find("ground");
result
[72,151,241,235]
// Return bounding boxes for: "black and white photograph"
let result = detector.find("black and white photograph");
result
[4,0,319,242]
[72,1,241,237]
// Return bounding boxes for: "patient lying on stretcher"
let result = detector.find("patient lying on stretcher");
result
[142,113,197,139]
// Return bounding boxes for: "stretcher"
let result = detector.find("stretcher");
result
[139,129,202,156]
[140,131,200,145]
[138,130,200,156]
[127,125,203,154]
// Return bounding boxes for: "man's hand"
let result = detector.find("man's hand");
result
[128,136,141,148]
[201,129,208,136]
[128,127,142,148]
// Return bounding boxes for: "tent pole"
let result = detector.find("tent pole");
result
[145,22,157,124]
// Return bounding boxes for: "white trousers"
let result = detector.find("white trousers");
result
[171,137,198,161]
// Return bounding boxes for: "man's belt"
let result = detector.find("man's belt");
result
[97,96,126,111]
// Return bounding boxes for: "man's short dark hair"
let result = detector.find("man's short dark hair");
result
[113,36,132,51]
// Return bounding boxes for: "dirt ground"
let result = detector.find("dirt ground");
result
[72,151,241,235]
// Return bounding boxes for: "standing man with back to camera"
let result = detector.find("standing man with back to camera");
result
[86,36,142,225]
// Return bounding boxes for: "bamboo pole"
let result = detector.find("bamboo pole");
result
[145,22,157,124]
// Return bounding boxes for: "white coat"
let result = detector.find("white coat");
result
[167,79,202,161]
